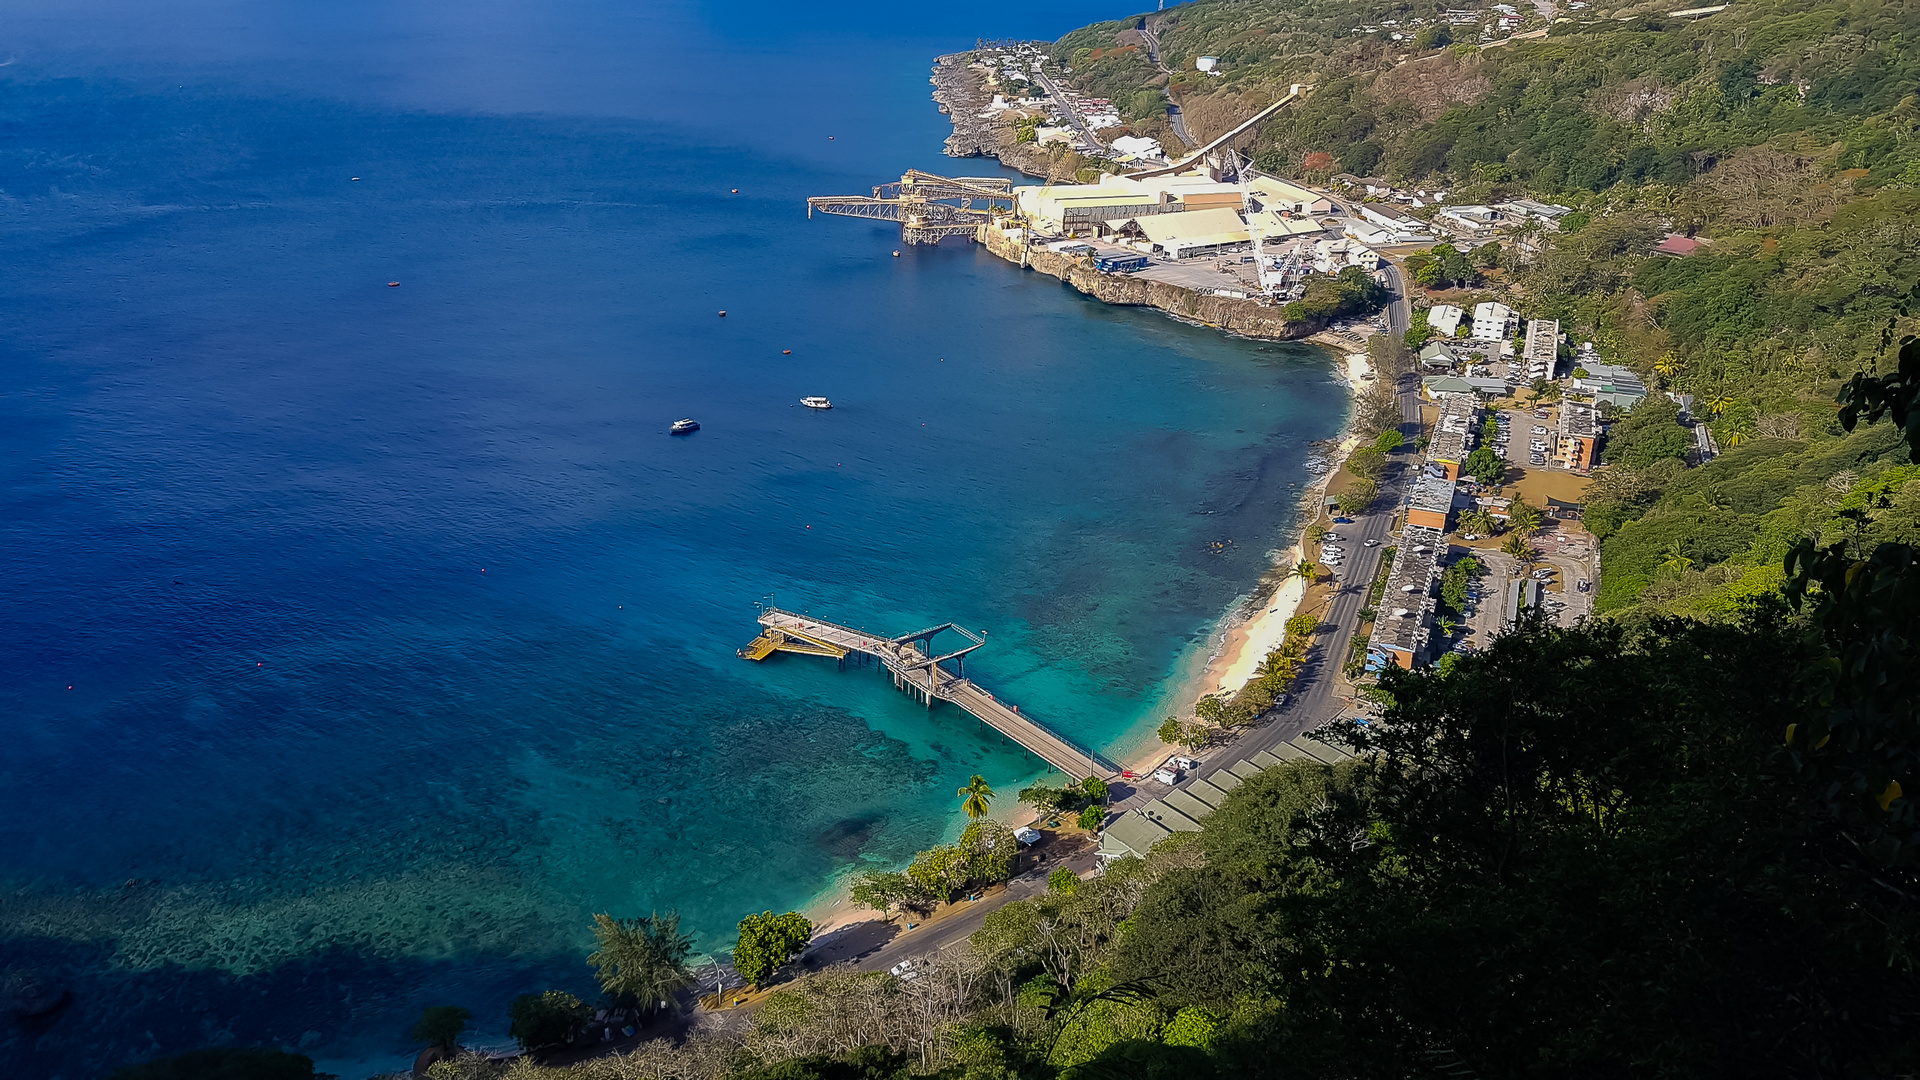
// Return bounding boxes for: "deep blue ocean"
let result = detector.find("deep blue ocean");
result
[0,3,1346,1075]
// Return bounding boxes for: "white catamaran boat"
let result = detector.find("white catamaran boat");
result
[799,396,833,410]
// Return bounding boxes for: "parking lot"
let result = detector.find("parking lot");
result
[1491,404,1562,471]
[1444,524,1597,653]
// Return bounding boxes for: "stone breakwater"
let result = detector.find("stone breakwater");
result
[978,226,1328,341]
[932,53,1059,180]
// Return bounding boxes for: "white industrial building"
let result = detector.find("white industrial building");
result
[1311,238,1381,274]
[1356,204,1435,243]
[1108,135,1164,160]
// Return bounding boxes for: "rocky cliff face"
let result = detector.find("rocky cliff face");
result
[931,54,1063,180]
[979,227,1324,341]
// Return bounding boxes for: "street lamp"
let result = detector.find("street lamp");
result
[696,953,727,1010]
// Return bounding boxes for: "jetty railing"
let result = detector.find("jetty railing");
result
[741,605,1119,780]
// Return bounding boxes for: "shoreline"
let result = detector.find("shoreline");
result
[1167,348,1368,717]
[977,226,1332,342]
[795,342,1374,944]
[794,56,1385,943]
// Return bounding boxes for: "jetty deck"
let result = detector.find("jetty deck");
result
[743,606,1119,781]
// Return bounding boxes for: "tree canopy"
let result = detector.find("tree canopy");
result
[588,911,696,1016]
[733,911,815,988]
[410,1005,471,1053]
[507,990,592,1052]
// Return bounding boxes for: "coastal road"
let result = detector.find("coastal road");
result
[1032,64,1102,149]
[789,837,1099,987]
[1186,261,1423,775]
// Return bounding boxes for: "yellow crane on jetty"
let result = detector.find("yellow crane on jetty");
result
[807,169,1017,245]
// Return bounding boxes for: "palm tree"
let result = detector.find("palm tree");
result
[1705,394,1732,417]
[1508,501,1544,537]
[1294,559,1318,582]
[958,774,995,820]
[588,911,696,1019]
[1653,352,1681,381]
[1501,532,1534,565]
[1437,616,1460,638]
[1661,543,1693,577]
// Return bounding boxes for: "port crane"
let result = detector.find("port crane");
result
[1229,149,1281,297]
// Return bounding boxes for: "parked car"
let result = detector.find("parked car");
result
[1365,538,1381,546]
[1531,426,1549,435]
[891,960,922,981]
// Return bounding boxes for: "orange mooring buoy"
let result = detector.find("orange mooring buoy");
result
[730,188,738,193]
[892,251,901,257]
[782,349,792,355]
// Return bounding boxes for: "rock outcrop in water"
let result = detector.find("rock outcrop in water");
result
[3,970,71,1018]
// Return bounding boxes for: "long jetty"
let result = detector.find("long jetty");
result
[741,606,1119,781]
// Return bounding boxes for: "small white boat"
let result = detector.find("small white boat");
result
[800,396,833,410]
[670,418,700,435]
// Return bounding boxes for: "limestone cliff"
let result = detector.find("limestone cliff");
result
[932,54,1065,180]
[978,227,1326,341]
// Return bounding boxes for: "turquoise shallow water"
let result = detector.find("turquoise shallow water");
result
[0,3,1347,1075]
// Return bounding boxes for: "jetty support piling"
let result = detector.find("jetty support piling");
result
[741,605,1118,780]
[807,170,1016,246]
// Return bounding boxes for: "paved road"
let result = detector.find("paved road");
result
[1032,65,1101,148]
[1165,103,1195,149]
[784,266,1423,982]
[789,838,1099,986]
[1138,24,1196,149]
[1183,261,1421,783]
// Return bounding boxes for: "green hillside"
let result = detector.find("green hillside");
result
[400,589,1920,1079]
[1062,0,1920,618]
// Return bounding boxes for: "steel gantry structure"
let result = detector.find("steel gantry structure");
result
[807,169,1017,245]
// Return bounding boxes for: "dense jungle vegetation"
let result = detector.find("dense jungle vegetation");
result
[1066,0,1920,618]
[388,565,1920,1079]
[415,8,1920,1075]
[115,6,1920,1078]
